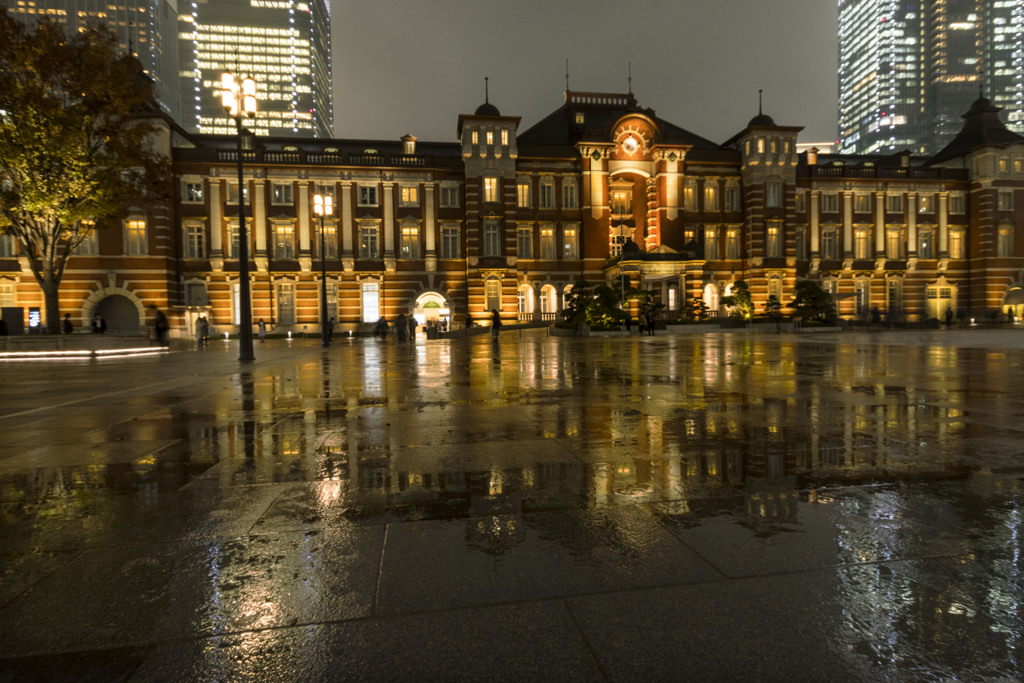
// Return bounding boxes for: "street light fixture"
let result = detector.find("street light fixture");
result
[314,192,333,347]
[221,70,257,362]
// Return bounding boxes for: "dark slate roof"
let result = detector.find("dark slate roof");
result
[747,112,776,127]
[517,91,723,150]
[475,102,501,116]
[929,96,1024,164]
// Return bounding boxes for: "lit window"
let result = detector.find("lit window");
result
[574,112,584,125]
[227,183,248,203]
[501,129,509,146]
[483,177,498,203]
[540,226,555,260]
[517,180,531,208]
[821,229,838,259]
[886,228,904,259]
[918,194,933,213]
[854,194,871,213]
[998,222,1013,256]
[358,184,378,206]
[125,218,147,255]
[704,182,718,211]
[704,228,718,260]
[918,229,934,259]
[766,221,782,257]
[271,182,293,205]
[757,138,765,154]
[725,228,740,259]
[684,181,697,211]
[853,228,870,259]
[611,188,630,216]
[948,229,964,259]
[400,225,420,259]
[319,222,337,259]
[485,278,501,312]
[486,130,494,145]
[471,131,478,145]
[483,219,501,256]
[563,226,578,259]
[400,185,419,206]
[325,282,339,321]
[0,281,15,307]
[273,222,295,259]
[277,283,296,324]
[361,281,380,323]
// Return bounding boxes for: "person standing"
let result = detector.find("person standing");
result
[408,314,416,342]
[91,314,107,334]
[150,305,169,345]
[490,309,502,340]
[62,313,73,335]
[258,318,267,342]
[395,314,407,342]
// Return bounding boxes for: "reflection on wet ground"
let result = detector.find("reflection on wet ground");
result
[0,330,1022,681]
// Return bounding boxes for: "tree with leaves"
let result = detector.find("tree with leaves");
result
[561,279,627,329]
[0,11,170,332]
[792,280,837,324]
[685,297,709,321]
[721,280,753,320]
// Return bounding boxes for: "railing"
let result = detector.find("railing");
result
[803,165,968,181]
[178,147,458,169]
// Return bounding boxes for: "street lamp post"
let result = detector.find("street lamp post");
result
[314,193,333,347]
[221,71,257,362]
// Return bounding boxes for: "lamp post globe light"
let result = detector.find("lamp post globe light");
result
[314,193,333,347]
[221,71,257,362]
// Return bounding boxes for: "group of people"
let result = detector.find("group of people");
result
[375,314,418,342]
[625,313,657,335]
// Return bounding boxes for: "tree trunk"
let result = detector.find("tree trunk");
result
[40,274,61,335]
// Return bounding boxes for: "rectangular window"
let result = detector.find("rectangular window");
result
[562,182,578,209]
[320,222,338,259]
[855,280,869,315]
[440,184,460,208]
[486,130,494,145]
[185,222,205,259]
[517,226,532,258]
[610,233,625,256]
[540,227,555,260]
[485,278,501,312]
[271,182,293,205]
[563,226,578,259]
[325,282,339,321]
[517,181,531,208]
[821,229,838,259]
[854,228,870,259]
[183,181,204,203]
[950,194,966,214]
[441,225,460,259]
[918,194,933,213]
[887,279,902,317]
[998,190,1014,211]
[400,186,419,206]
[400,226,420,259]
[471,130,478,145]
[539,180,554,209]
[886,194,903,213]
[277,283,296,324]
[949,229,964,259]
[704,183,718,211]
[684,183,697,211]
[359,225,379,258]
[611,189,630,216]
[358,184,378,206]
[794,191,805,213]
[228,221,241,258]
[886,228,903,259]
[273,223,295,259]
[795,225,806,260]
[822,193,838,213]
[483,177,498,203]
[483,219,501,256]
[0,282,15,307]
[724,186,740,211]
[0,234,15,258]
[766,182,782,208]
[998,225,1013,256]
[766,222,781,257]
[361,282,380,323]
[227,183,248,203]
[918,229,934,259]
[316,183,336,203]
[854,194,871,213]
[125,219,147,255]
[501,129,509,146]
[725,229,741,259]
[704,228,718,260]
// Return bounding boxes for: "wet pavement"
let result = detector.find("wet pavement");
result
[1,328,1022,681]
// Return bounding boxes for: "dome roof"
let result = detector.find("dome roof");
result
[475,101,500,116]
[747,112,776,127]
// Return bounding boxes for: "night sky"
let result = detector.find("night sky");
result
[330,0,840,146]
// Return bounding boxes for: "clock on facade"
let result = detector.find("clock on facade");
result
[621,135,639,155]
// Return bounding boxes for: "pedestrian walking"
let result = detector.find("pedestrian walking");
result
[870,306,881,332]
[62,313,73,335]
[625,316,632,333]
[490,309,502,340]
[408,314,416,341]
[374,316,389,341]
[195,315,209,347]
[945,306,954,329]
[258,318,267,342]
[645,312,654,335]
[396,314,407,342]
[150,305,169,345]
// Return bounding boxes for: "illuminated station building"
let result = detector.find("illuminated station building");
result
[176,0,332,137]
[838,0,1024,155]
[1,89,1023,337]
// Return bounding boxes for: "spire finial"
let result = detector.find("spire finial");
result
[485,76,489,104]
[978,66,984,99]
[758,89,763,115]
[628,62,633,95]
[565,59,570,92]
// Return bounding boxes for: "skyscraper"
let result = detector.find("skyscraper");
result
[838,0,1024,155]
[177,0,332,137]
[5,0,182,123]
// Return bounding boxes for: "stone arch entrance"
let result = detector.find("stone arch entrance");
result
[413,291,451,328]
[93,294,142,335]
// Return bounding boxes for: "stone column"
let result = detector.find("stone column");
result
[809,190,820,255]
[906,193,917,256]
[874,193,885,256]
[209,182,223,255]
[382,181,395,257]
[340,181,353,268]
[424,184,436,272]
[842,191,853,256]
[938,192,949,254]
[298,182,311,254]
[252,180,267,255]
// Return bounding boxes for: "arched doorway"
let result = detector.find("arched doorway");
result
[1003,287,1024,320]
[94,294,141,335]
[703,283,720,316]
[413,291,450,328]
